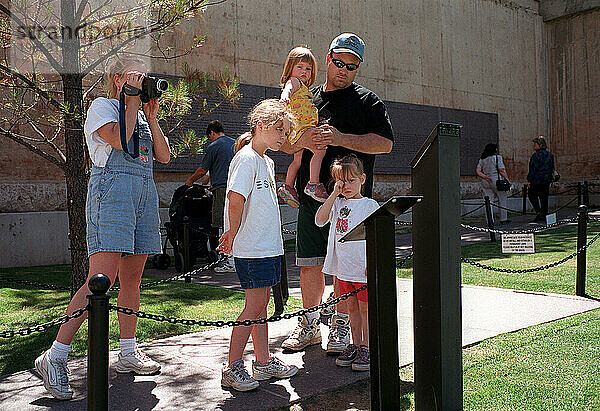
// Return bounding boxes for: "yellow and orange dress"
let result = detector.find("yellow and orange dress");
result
[287,81,318,143]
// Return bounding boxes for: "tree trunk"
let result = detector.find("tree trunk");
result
[62,0,88,293]
[63,74,89,293]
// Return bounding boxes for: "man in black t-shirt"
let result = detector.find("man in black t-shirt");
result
[281,33,394,354]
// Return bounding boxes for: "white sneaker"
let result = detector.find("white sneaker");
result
[116,349,161,374]
[214,261,236,273]
[221,360,259,391]
[281,315,322,351]
[34,349,73,400]
[326,314,350,355]
[252,356,298,381]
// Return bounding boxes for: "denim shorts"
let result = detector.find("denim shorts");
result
[234,256,282,289]
[86,170,161,257]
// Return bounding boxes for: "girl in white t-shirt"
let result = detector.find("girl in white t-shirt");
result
[35,58,170,400]
[217,99,299,391]
[315,154,379,372]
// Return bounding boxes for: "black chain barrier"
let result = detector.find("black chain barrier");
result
[489,202,534,215]
[282,227,297,235]
[0,277,71,291]
[0,307,88,338]
[112,255,228,292]
[462,231,600,273]
[110,285,368,328]
[395,220,412,226]
[461,216,579,235]
[460,204,486,218]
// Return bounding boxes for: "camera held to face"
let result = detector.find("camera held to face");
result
[122,76,169,103]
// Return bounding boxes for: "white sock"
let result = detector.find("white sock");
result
[49,341,71,362]
[119,338,136,356]
[305,311,319,322]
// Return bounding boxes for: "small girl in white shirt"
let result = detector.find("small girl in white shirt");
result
[217,99,299,391]
[315,154,379,371]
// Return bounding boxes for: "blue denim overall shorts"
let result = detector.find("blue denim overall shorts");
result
[86,112,161,257]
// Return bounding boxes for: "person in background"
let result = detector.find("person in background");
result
[527,135,555,223]
[186,120,236,272]
[476,143,512,224]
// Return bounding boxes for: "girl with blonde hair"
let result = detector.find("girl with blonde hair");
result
[277,46,329,206]
[35,57,170,400]
[218,99,299,391]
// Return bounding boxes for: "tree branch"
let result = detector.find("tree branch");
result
[0,3,64,73]
[81,0,213,76]
[0,126,67,171]
[0,63,65,112]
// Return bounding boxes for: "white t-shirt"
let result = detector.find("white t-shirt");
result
[316,196,380,282]
[84,97,151,167]
[224,144,284,258]
[84,98,119,167]
[477,155,505,183]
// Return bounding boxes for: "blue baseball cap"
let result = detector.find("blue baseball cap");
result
[329,33,365,61]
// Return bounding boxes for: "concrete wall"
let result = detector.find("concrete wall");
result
[546,8,600,179]
[540,0,600,21]
[154,0,546,180]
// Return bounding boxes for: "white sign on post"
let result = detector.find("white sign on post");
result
[501,233,535,253]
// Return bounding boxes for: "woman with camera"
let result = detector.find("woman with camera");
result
[35,58,170,400]
[476,143,512,224]
[527,136,555,223]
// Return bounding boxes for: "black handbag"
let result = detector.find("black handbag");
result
[495,155,510,191]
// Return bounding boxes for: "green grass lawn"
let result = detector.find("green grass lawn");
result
[397,223,600,297]
[0,266,302,376]
[391,221,600,409]
[395,308,600,410]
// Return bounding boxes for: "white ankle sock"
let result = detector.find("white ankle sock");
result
[49,341,71,362]
[305,311,319,322]
[119,338,136,355]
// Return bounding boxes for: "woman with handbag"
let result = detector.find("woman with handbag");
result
[476,143,512,224]
[527,136,555,223]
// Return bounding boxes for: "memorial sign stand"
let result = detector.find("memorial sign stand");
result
[341,195,422,410]
[411,123,463,410]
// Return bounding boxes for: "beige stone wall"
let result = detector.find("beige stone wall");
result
[154,0,546,181]
[546,8,600,179]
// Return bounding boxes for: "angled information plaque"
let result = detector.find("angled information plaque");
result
[337,195,422,410]
[340,196,422,243]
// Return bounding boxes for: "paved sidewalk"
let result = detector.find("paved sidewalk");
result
[1,209,599,410]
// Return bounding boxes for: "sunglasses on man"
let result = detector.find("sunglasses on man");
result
[329,52,360,71]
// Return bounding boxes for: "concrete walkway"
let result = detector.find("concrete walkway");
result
[1,210,599,410]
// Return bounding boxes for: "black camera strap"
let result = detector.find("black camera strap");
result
[119,86,140,159]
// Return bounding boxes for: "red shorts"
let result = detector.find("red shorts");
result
[337,278,368,302]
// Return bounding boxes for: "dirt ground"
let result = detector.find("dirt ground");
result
[277,378,414,411]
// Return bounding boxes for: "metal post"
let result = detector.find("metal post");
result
[183,217,191,282]
[271,255,286,316]
[576,205,588,296]
[411,123,463,410]
[484,196,496,242]
[583,181,590,207]
[280,253,289,302]
[578,182,582,206]
[87,274,111,411]
[365,212,398,411]
[522,185,528,215]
